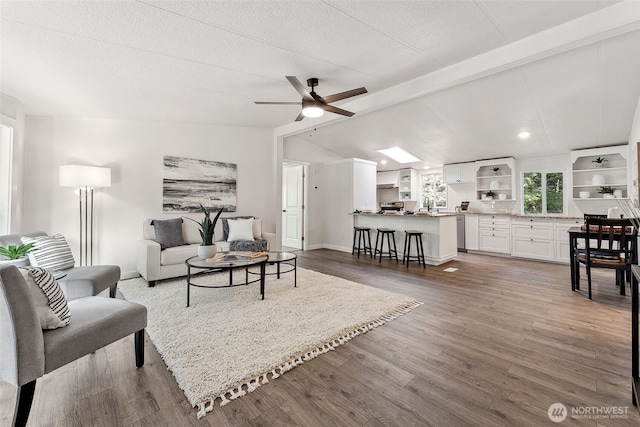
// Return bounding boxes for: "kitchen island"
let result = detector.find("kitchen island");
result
[353,213,457,265]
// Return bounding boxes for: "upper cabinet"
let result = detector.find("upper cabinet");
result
[398,169,420,201]
[570,145,628,200]
[475,157,516,201]
[443,162,475,184]
[376,170,399,188]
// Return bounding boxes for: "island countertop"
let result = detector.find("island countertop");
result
[351,212,457,265]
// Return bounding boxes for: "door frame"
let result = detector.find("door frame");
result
[282,160,309,250]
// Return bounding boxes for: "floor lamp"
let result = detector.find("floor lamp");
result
[59,165,111,266]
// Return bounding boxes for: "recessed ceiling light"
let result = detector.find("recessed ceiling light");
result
[423,165,430,170]
[518,131,531,139]
[376,147,421,164]
[379,159,387,165]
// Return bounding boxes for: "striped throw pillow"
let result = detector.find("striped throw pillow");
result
[22,234,75,270]
[25,267,71,329]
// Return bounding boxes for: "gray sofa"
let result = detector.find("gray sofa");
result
[137,216,274,286]
[0,232,120,300]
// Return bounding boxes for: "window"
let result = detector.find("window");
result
[422,173,447,209]
[522,171,564,215]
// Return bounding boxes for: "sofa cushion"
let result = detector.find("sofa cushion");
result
[227,218,255,241]
[21,267,71,329]
[222,216,253,240]
[160,243,199,266]
[153,218,185,250]
[22,234,75,270]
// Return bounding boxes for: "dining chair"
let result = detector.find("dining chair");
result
[575,217,637,299]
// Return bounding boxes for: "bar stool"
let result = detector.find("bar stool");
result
[403,230,426,268]
[352,226,372,258]
[374,228,398,263]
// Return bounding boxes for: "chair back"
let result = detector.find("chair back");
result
[584,217,638,264]
[0,265,45,387]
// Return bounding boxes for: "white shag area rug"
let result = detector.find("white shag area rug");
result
[118,267,422,419]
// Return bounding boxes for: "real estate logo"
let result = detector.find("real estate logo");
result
[548,403,567,423]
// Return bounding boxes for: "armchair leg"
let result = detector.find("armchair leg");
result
[109,283,117,298]
[135,329,145,368]
[13,379,36,427]
[148,280,156,288]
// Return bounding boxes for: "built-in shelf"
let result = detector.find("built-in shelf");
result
[475,158,516,201]
[570,146,628,201]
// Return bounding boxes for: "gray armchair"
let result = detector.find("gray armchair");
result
[0,232,120,299]
[0,265,147,427]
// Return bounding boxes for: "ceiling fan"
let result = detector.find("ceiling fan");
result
[255,76,367,122]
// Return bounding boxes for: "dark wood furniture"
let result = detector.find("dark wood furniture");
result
[185,255,268,306]
[631,265,639,412]
[568,223,638,299]
[403,230,426,268]
[352,226,372,258]
[373,228,398,263]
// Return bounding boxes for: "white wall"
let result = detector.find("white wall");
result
[283,136,342,250]
[0,94,26,232]
[22,116,276,277]
[628,95,640,198]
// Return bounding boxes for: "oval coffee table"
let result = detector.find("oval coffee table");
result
[246,251,297,287]
[185,254,268,307]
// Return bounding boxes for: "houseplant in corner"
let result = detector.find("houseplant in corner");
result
[186,204,224,259]
[0,243,34,267]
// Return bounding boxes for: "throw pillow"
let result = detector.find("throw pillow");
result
[21,267,71,329]
[222,216,254,241]
[227,218,255,241]
[21,234,75,270]
[152,218,185,250]
[252,218,263,239]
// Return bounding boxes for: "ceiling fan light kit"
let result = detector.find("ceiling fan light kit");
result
[255,76,367,122]
[301,99,324,118]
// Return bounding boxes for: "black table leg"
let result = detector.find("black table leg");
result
[260,262,266,300]
[186,265,191,307]
[294,257,297,287]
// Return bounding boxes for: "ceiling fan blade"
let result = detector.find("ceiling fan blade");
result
[294,111,305,121]
[286,76,314,101]
[254,101,301,105]
[323,104,355,117]
[322,87,368,104]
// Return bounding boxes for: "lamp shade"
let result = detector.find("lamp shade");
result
[59,165,111,188]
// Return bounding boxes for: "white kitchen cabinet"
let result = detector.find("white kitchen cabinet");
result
[464,214,479,250]
[554,218,582,263]
[376,170,399,187]
[398,169,420,202]
[478,215,511,253]
[511,218,554,261]
[443,162,475,184]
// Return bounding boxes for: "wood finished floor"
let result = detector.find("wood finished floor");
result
[2,249,639,426]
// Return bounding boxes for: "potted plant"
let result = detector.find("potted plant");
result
[592,157,607,168]
[491,166,500,175]
[597,186,615,198]
[485,190,496,200]
[185,204,224,259]
[0,243,34,267]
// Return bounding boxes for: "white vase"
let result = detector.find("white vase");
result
[592,175,605,186]
[614,190,623,198]
[197,244,217,259]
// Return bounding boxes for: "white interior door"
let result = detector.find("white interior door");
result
[282,164,304,249]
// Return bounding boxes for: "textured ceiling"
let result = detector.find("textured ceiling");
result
[1,0,639,169]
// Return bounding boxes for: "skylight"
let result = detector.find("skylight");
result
[376,147,421,164]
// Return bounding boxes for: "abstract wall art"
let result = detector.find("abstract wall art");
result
[163,155,237,212]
